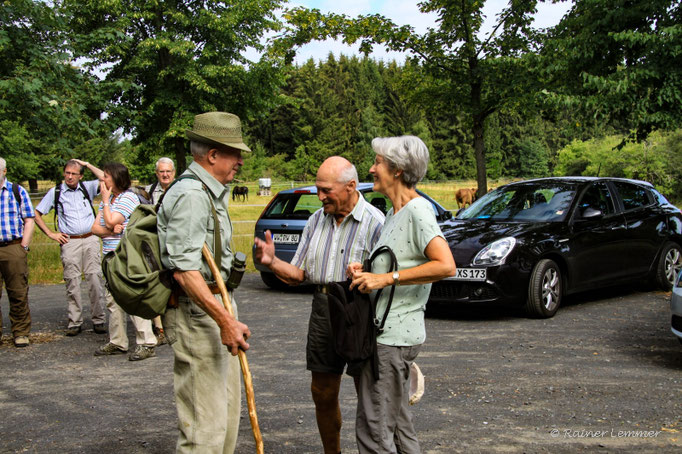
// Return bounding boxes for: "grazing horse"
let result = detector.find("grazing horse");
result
[455,187,477,209]
[232,185,249,202]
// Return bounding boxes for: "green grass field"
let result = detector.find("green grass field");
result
[26,179,498,284]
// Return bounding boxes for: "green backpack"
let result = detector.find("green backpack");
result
[102,203,172,319]
[101,174,218,319]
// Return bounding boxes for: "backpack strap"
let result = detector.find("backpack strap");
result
[11,182,24,218]
[158,173,221,271]
[53,183,61,226]
[148,181,158,200]
[364,245,398,334]
[78,181,96,217]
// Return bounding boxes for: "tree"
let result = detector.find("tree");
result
[62,0,286,173]
[278,0,548,196]
[541,0,682,142]
[0,0,107,188]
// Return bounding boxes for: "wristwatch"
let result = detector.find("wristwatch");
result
[392,271,400,286]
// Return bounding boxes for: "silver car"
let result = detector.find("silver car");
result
[671,271,682,344]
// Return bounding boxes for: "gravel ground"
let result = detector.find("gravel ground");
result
[1,273,681,453]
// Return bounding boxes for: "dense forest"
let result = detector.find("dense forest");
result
[2,0,681,197]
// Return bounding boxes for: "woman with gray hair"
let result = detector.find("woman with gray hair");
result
[348,135,456,453]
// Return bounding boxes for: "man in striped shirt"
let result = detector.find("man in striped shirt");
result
[254,156,384,454]
[0,158,35,347]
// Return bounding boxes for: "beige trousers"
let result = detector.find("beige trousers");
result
[61,235,105,327]
[162,294,241,454]
[104,289,156,350]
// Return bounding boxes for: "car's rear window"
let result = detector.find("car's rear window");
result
[613,182,653,211]
[458,183,577,222]
[261,193,323,219]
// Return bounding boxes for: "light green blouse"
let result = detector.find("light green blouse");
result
[370,196,444,347]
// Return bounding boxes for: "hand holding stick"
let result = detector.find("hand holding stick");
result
[202,244,264,454]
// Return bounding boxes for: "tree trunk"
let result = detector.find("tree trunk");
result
[472,115,488,199]
[28,178,38,193]
[175,137,187,174]
[469,56,489,198]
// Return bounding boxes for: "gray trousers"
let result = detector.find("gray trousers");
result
[162,294,241,454]
[356,343,422,454]
[61,236,105,328]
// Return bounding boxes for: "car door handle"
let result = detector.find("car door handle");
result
[280,223,289,228]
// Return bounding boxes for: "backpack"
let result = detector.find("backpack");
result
[101,173,220,319]
[327,245,398,379]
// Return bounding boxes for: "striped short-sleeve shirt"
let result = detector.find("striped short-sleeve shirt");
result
[99,190,140,253]
[291,194,384,284]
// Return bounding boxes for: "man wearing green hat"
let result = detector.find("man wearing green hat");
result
[158,112,251,453]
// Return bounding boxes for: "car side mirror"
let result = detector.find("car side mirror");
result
[581,207,603,219]
[441,211,453,221]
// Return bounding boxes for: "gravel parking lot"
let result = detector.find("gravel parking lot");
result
[1,273,681,453]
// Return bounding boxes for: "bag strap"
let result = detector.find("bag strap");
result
[148,181,158,199]
[11,183,27,225]
[157,172,221,270]
[365,245,398,334]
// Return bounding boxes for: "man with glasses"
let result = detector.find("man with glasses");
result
[34,159,106,336]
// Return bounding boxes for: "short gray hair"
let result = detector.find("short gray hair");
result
[190,141,211,159]
[0,158,6,172]
[371,136,429,188]
[155,157,175,170]
[338,163,359,186]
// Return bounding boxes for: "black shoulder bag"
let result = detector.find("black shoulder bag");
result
[327,245,398,379]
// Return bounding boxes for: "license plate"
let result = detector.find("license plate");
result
[444,268,487,281]
[272,233,300,244]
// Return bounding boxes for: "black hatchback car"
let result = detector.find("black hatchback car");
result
[430,177,682,318]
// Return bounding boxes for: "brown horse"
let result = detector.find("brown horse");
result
[232,185,249,202]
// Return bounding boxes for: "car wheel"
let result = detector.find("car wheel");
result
[260,271,288,290]
[655,242,682,291]
[526,259,562,318]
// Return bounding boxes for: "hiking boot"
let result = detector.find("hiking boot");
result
[155,329,167,346]
[65,326,81,336]
[93,323,107,334]
[14,335,29,348]
[94,342,127,356]
[128,345,156,361]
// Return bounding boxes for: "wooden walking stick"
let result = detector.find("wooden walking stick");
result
[202,244,265,454]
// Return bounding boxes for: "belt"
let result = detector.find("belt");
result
[67,232,93,239]
[315,284,330,294]
[169,283,222,309]
[0,238,22,247]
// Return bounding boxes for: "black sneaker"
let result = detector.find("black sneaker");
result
[93,323,107,334]
[65,326,81,336]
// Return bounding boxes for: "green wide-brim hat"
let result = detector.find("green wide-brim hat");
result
[186,112,251,152]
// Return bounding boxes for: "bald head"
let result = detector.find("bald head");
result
[315,156,359,220]
[317,157,359,185]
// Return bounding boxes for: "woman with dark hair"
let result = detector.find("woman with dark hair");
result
[91,162,157,361]
[348,136,456,453]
